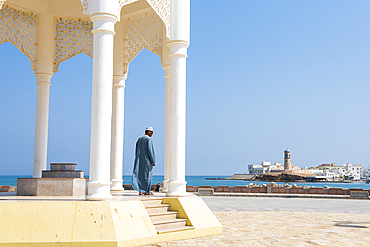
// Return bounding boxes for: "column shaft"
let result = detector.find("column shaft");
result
[33,76,51,178]
[87,13,117,200]
[110,19,126,191]
[166,0,190,197]
[33,13,54,178]
[110,75,126,191]
[163,65,170,192]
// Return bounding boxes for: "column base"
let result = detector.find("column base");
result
[110,179,124,191]
[166,181,187,197]
[86,181,113,200]
[161,179,169,193]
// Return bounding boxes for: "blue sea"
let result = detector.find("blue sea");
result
[1,175,370,190]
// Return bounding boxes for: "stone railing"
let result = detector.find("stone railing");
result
[0,185,16,192]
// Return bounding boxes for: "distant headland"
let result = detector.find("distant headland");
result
[207,149,370,183]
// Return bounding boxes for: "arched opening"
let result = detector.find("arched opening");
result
[46,53,92,174]
[0,42,36,177]
[123,48,165,180]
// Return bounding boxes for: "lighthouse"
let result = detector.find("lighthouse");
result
[284,149,292,172]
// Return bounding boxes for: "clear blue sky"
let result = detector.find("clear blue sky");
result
[1,0,370,176]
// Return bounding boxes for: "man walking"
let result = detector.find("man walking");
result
[132,127,156,195]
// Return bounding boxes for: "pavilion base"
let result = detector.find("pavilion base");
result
[17,178,87,196]
[0,197,221,246]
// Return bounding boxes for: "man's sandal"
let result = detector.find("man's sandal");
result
[145,192,153,195]
[139,192,144,195]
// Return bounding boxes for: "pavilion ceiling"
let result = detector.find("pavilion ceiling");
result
[0,0,169,73]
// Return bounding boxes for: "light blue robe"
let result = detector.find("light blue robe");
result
[132,135,156,193]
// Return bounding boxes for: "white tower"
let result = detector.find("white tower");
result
[284,149,292,172]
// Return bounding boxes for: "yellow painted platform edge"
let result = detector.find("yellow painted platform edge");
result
[1,241,117,247]
[0,199,222,247]
[162,197,192,226]
[155,226,222,243]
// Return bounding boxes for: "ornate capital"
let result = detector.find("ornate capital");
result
[35,73,52,86]
[113,74,127,87]
[163,65,170,79]
[168,40,189,59]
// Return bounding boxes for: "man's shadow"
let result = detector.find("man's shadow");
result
[334,221,370,228]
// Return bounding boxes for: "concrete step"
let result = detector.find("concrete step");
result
[141,198,163,207]
[153,218,187,231]
[148,211,178,221]
[157,225,194,234]
[145,204,170,214]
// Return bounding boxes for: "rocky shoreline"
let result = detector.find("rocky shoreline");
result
[207,173,362,183]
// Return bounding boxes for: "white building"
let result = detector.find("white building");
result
[248,161,284,175]
[362,167,370,179]
[342,163,363,180]
[315,163,364,180]
[248,164,264,175]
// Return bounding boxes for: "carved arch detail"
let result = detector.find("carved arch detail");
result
[0,5,37,70]
[146,0,170,38]
[54,18,93,72]
[122,10,164,74]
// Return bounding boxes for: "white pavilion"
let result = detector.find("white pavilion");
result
[0,0,189,200]
[0,1,222,245]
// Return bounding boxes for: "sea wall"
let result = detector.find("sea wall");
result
[3,184,368,197]
[186,184,370,196]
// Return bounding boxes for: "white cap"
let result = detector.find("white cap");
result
[146,127,153,131]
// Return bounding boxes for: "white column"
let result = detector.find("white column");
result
[33,75,51,178]
[33,13,54,178]
[110,19,126,191]
[110,75,126,191]
[163,64,170,192]
[162,34,170,193]
[166,0,190,197]
[86,2,118,200]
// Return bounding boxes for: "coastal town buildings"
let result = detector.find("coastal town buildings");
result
[313,163,365,180]
[248,151,367,180]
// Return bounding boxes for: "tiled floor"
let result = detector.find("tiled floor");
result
[143,196,370,246]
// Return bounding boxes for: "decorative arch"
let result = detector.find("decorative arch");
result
[54,18,93,72]
[146,0,170,38]
[122,10,164,74]
[0,5,37,70]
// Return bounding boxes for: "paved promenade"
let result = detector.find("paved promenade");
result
[144,196,370,247]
